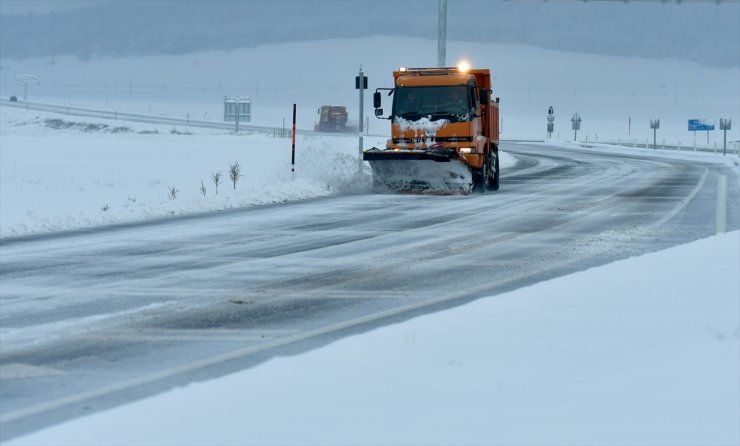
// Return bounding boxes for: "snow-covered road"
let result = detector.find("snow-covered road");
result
[1,142,737,440]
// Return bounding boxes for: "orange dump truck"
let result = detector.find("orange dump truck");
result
[364,65,500,193]
[314,105,348,132]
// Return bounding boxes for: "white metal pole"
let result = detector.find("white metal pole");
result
[358,67,365,175]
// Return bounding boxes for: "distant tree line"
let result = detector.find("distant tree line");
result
[0,0,737,68]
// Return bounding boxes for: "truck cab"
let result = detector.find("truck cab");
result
[369,66,500,193]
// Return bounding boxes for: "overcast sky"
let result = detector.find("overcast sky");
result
[0,0,98,15]
[1,0,737,68]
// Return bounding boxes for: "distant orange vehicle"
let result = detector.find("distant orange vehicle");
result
[364,64,500,194]
[314,105,348,132]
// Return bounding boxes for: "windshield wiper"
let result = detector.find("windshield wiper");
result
[398,112,424,118]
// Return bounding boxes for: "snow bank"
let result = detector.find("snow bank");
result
[0,108,517,238]
[0,109,380,238]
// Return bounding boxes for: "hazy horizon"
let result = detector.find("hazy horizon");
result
[1,0,738,68]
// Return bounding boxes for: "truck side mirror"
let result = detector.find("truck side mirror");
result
[373,91,381,108]
[480,89,489,104]
[375,108,384,117]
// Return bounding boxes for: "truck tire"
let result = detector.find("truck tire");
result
[473,166,485,193]
[488,150,500,191]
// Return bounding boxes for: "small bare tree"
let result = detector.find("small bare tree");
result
[211,171,223,195]
[199,180,207,197]
[168,185,179,200]
[101,204,110,212]
[229,161,242,190]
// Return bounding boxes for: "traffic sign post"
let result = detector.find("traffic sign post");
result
[571,113,581,141]
[650,119,660,150]
[719,118,732,156]
[689,119,715,147]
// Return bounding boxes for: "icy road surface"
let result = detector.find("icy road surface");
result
[1,143,738,440]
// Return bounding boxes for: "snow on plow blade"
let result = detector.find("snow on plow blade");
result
[363,148,473,194]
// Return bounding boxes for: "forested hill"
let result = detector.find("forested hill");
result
[1,0,737,68]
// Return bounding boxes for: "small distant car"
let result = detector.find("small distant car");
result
[9,96,17,102]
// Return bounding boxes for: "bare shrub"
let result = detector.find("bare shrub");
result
[45,118,73,129]
[101,204,110,211]
[228,161,242,190]
[168,186,179,200]
[211,171,223,195]
[83,123,107,132]
[44,118,132,133]
[128,195,136,203]
[199,180,207,197]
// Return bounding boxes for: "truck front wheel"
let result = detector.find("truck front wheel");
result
[487,150,500,191]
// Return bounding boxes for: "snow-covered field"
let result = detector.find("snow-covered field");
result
[0,108,374,238]
[0,108,520,238]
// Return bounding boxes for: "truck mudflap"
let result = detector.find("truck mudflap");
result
[363,148,473,194]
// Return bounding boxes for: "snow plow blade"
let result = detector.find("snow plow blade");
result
[363,148,473,194]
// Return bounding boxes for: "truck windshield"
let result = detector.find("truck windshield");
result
[392,86,471,122]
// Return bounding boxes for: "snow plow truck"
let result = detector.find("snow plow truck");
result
[315,105,348,132]
[364,64,500,194]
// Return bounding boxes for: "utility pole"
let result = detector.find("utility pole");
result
[437,0,447,67]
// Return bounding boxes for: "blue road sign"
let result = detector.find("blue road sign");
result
[688,119,714,131]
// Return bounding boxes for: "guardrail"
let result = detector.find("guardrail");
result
[3,100,731,152]
[593,139,740,156]
[0,99,390,138]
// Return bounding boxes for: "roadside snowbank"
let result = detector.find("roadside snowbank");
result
[11,230,739,446]
[0,108,518,238]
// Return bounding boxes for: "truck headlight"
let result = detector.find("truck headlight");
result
[459,147,476,154]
